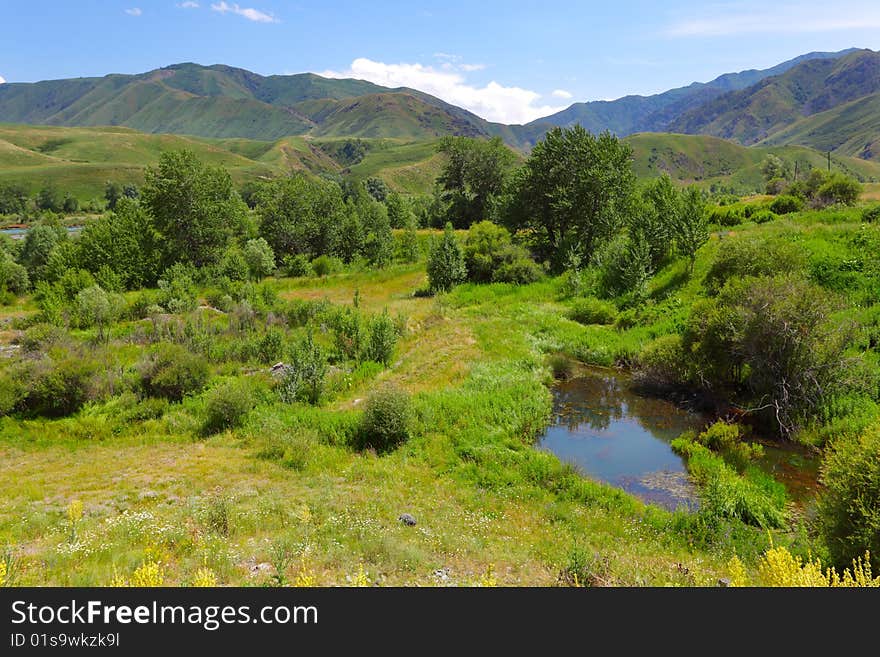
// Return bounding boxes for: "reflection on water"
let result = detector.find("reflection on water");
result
[539,369,705,512]
[538,367,821,512]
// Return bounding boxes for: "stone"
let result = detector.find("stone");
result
[398,513,417,527]
[718,578,731,587]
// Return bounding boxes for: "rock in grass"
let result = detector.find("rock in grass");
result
[399,513,417,527]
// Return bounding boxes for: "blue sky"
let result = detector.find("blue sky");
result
[1,1,879,123]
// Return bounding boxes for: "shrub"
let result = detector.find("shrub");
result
[634,334,686,388]
[256,328,286,365]
[427,223,466,293]
[157,263,197,314]
[595,233,651,299]
[279,332,327,405]
[220,246,249,282]
[816,173,862,207]
[0,258,29,295]
[752,209,777,224]
[356,385,412,452]
[311,255,343,277]
[244,237,276,280]
[364,310,398,366]
[23,355,100,418]
[708,206,744,227]
[770,195,804,215]
[203,380,256,434]
[491,246,543,284]
[19,323,66,353]
[282,253,313,278]
[464,221,511,283]
[703,237,805,294]
[139,343,209,401]
[819,424,880,570]
[862,205,880,223]
[568,297,617,325]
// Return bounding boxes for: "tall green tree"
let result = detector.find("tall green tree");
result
[75,197,161,289]
[256,174,346,260]
[141,150,247,268]
[675,186,709,275]
[504,126,635,272]
[437,136,516,228]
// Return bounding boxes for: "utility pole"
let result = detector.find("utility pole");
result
[827,151,832,172]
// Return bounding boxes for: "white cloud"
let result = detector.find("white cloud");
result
[552,89,573,99]
[178,1,200,7]
[125,8,142,16]
[0,75,5,84]
[666,2,880,36]
[321,58,563,124]
[211,2,278,23]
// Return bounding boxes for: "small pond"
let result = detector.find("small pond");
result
[538,367,820,512]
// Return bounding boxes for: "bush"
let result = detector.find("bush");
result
[491,246,543,284]
[364,310,398,366]
[427,223,466,293]
[279,332,327,405]
[244,238,276,280]
[819,424,880,570]
[282,253,313,278]
[203,380,256,434]
[311,255,343,277]
[0,258,29,295]
[862,205,880,223]
[139,343,209,401]
[568,297,617,325]
[634,334,686,388]
[816,173,862,207]
[751,209,777,224]
[19,323,67,353]
[23,354,100,418]
[708,206,744,227]
[703,237,805,294]
[770,195,804,215]
[157,263,198,314]
[356,385,412,452]
[256,328,286,365]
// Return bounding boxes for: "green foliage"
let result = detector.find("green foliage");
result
[142,150,247,267]
[0,257,29,295]
[364,310,398,366]
[279,332,328,405]
[634,334,687,388]
[358,196,393,267]
[685,274,850,436]
[703,236,805,294]
[595,233,652,300]
[157,263,198,314]
[752,209,777,224]
[862,205,880,223]
[72,285,124,339]
[672,435,787,528]
[20,222,66,282]
[256,328,286,365]
[311,255,343,277]
[427,223,467,293]
[281,253,313,278]
[256,174,346,260]
[770,195,804,214]
[139,343,209,402]
[568,297,617,325]
[708,205,744,227]
[436,136,515,228]
[356,385,412,453]
[203,380,256,434]
[462,220,541,284]
[385,192,413,229]
[364,177,389,203]
[243,237,276,280]
[675,186,709,274]
[816,173,862,207]
[504,126,635,272]
[21,352,100,418]
[819,424,880,570]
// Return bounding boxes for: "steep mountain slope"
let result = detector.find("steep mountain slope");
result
[669,49,880,145]
[526,49,857,140]
[757,92,880,160]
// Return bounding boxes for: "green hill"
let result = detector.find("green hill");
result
[757,92,880,161]
[626,132,880,191]
[0,63,497,144]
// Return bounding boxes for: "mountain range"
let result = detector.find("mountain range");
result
[0,47,878,164]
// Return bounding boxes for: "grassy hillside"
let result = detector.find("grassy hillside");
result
[670,49,880,145]
[626,132,880,191]
[757,92,880,160]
